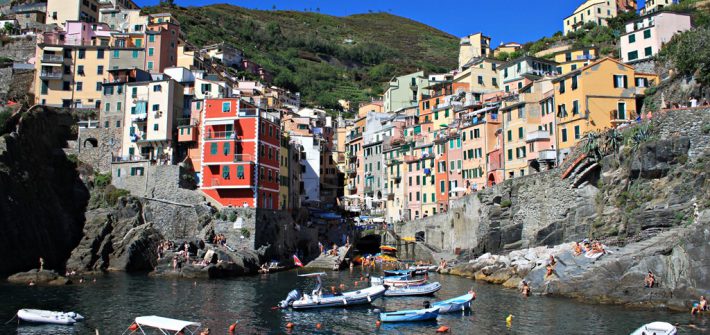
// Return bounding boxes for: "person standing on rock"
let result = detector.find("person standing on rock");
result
[39,257,44,271]
[644,271,656,288]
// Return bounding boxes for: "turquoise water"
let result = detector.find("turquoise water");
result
[0,269,706,334]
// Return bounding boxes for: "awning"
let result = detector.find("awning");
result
[449,187,467,193]
[44,46,63,52]
[41,63,62,67]
[134,316,201,332]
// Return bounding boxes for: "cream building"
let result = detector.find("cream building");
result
[458,32,491,68]
[620,11,691,63]
[564,0,618,35]
[99,8,146,32]
[640,0,678,15]
[46,0,101,26]
[454,58,503,101]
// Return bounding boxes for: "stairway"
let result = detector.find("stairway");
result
[305,245,352,270]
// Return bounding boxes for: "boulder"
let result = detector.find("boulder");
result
[7,269,69,285]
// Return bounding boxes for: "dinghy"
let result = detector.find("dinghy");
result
[379,306,440,322]
[279,272,386,309]
[384,282,441,297]
[17,309,84,325]
[408,265,437,275]
[371,276,427,287]
[383,269,413,277]
[629,321,677,335]
[431,293,475,313]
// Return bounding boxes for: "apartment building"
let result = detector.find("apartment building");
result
[553,57,657,158]
[564,0,618,35]
[12,3,47,32]
[145,14,180,73]
[457,104,501,191]
[177,99,203,174]
[640,0,678,15]
[458,32,492,68]
[454,58,503,101]
[99,8,146,32]
[100,67,151,156]
[499,56,558,94]
[46,0,101,26]
[552,47,598,74]
[383,71,429,113]
[201,42,243,67]
[121,78,184,162]
[620,12,691,63]
[199,98,281,208]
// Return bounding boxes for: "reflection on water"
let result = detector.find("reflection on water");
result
[0,269,707,334]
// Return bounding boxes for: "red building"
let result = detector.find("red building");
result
[199,98,281,208]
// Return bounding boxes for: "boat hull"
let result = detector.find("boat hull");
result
[17,309,81,325]
[380,307,440,322]
[432,293,474,313]
[291,285,386,309]
[384,282,441,297]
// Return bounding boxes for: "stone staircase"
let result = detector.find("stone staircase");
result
[305,245,352,270]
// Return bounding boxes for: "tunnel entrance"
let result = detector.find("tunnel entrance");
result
[354,234,381,255]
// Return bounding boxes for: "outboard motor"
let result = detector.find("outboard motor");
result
[279,289,302,308]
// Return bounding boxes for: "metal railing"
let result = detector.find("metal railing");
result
[39,71,62,79]
[205,131,238,140]
[233,154,253,162]
[537,150,557,161]
[41,54,64,63]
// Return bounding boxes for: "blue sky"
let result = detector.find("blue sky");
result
[135,0,646,46]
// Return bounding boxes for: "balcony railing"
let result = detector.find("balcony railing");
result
[346,167,356,175]
[41,54,64,63]
[39,71,62,79]
[346,184,356,191]
[537,150,557,161]
[233,154,253,162]
[130,113,147,122]
[526,130,550,142]
[177,118,199,127]
[205,131,237,140]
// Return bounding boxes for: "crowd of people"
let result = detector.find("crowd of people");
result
[572,239,606,257]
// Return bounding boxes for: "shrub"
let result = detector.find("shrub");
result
[94,172,111,188]
[240,228,251,238]
[500,200,512,208]
[105,186,129,206]
[658,27,710,86]
[228,211,237,222]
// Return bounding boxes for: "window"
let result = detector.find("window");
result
[574,125,581,139]
[149,35,155,42]
[105,103,111,112]
[97,49,104,59]
[627,51,638,61]
[518,127,524,139]
[63,81,71,91]
[77,65,84,75]
[507,130,512,142]
[559,79,565,93]
[440,180,445,193]
[613,75,628,88]
[222,165,230,179]
[572,100,580,115]
[507,149,513,160]
[492,78,497,86]
[477,76,483,85]
[153,85,161,92]
[210,143,217,155]
[635,77,648,87]
[113,50,119,58]
[561,128,568,142]
[78,49,85,59]
[148,47,154,56]
[97,65,103,74]
[96,82,102,91]
[571,75,578,90]
[147,61,153,70]
[628,34,636,43]
[517,106,525,119]
[223,142,230,155]
[116,120,120,128]
[222,101,230,113]
[152,104,159,111]
[132,50,138,59]
[643,29,651,39]
[76,82,83,91]
[644,46,652,57]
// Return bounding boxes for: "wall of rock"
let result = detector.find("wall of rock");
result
[0,108,89,276]
[396,108,710,258]
[0,36,37,62]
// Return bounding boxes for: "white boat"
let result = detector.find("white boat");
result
[17,309,84,325]
[282,285,387,309]
[384,282,442,297]
[629,321,677,335]
[121,315,202,335]
[431,293,475,313]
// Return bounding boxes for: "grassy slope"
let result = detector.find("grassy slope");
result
[143,4,459,109]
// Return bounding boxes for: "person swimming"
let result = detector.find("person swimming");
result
[521,281,531,296]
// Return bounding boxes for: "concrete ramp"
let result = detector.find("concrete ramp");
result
[305,245,352,270]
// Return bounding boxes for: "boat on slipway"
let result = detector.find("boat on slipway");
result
[380,306,440,322]
[16,309,84,325]
[384,282,442,297]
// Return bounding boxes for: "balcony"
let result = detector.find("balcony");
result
[526,130,550,142]
[346,132,363,142]
[346,184,356,191]
[537,150,557,161]
[346,167,356,176]
[41,54,64,63]
[130,113,148,122]
[609,110,629,125]
[386,158,401,166]
[39,71,63,80]
[205,131,238,140]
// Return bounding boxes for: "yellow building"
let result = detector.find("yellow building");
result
[46,0,101,26]
[458,32,492,68]
[553,47,599,74]
[563,0,618,35]
[553,57,656,157]
[357,100,384,118]
[493,42,522,57]
[454,58,503,101]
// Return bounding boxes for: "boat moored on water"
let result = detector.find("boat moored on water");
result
[629,321,677,335]
[379,306,440,322]
[384,282,442,297]
[371,276,427,287]
[383,269,413,277]
[431,293,475,313]
[408,265,437,275]
[16,309,84,325]
[279,272,386,309]
[121,315,202,335]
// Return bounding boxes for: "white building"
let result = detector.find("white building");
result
[563,0,618,35]
[640,0,679,15]
[620,12,691,63]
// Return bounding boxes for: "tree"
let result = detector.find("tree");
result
[658,27,710,86]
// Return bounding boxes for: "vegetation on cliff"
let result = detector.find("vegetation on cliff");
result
[142,4,458,109]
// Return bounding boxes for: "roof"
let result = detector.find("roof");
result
[552,57,634,82]
[134,316,201,331]
[499,55,558,69]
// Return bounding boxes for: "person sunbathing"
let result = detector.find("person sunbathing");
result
[644,271,656,288]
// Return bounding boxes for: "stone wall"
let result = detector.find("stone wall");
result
[396,108,710,258]
[0,36,37,62]
[65,127,121,173]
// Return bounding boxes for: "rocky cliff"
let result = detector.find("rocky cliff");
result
[0,107,89,276]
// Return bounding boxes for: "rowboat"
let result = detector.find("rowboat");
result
[629,321,677,335]
[17,309,84,325]
[384,282,441,297]
[379,306,440,322]
[371,277,427,287]
[431,293,475,313]
[121,315,202,335]
[279,272,386,309]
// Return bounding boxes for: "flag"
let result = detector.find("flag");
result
[293,255,303,267]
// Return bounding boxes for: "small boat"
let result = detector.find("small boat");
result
[380,246,397,253]
[279,272,386,309]
[121,315,202,335]
[431,293,475,313]
[383,269,413,277]
[17,309,84,325]
[371,277,427,287]
[408,265,437,275]
[629,321,677,335]
[380,306,440,322]
[385,282,442,297]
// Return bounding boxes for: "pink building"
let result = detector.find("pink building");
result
[38,21,112,46]
[145,18,180,73]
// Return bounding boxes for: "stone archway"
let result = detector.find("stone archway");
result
[83,138,98,148]
[529,160,541,173]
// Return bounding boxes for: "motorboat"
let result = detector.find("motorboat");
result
[380,306,440,322]
[384,282,441,297]
[383,269,413,277]
[431,293,475,313]
[279,272,386,309]
[629,321,677,335]
[408,265,437,275]
[17,309,84,325]
[371,276,427,287]
[121,315,202,335]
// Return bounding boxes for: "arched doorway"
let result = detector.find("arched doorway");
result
[487,173,497,187]
[83,138,98,148]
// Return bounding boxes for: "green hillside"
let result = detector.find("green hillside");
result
[143,4,459,109]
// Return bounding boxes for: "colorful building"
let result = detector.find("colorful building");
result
[383,71,429,113]
[458,32,492,68]
[199,98,281,208]
[552,47,598,74]
[499,56,558,95]
[454,58,502,102]
[46,0,101,27]
[564,0,618,35]
[145,14,180,73]
[640,0,678,15]
[620,11,691,63]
